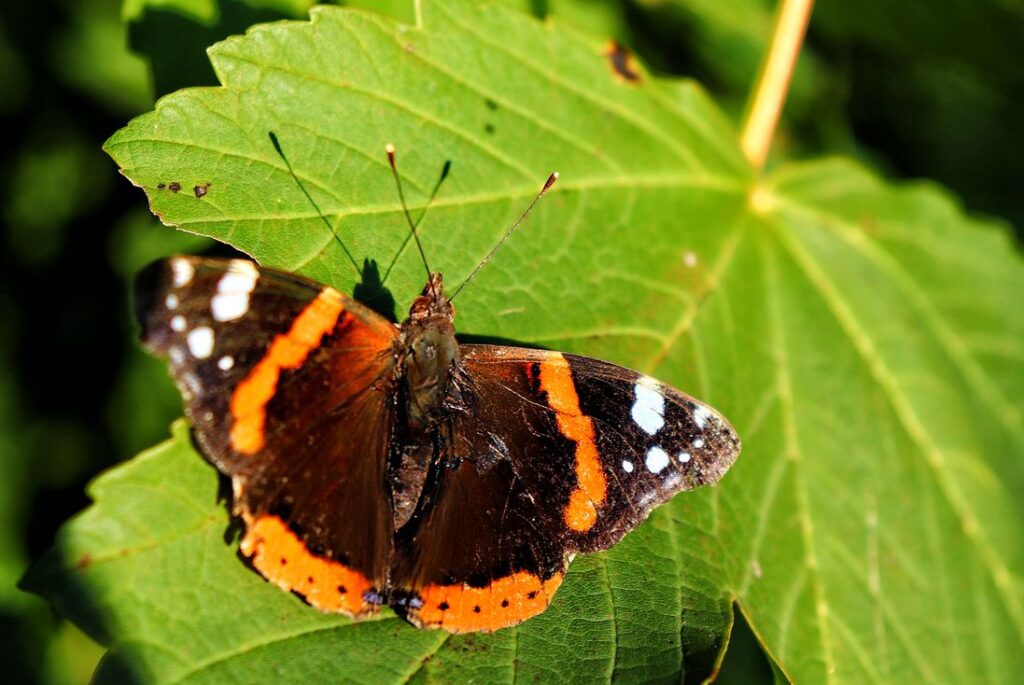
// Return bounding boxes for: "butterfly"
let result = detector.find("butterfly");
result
[135,156,740,633]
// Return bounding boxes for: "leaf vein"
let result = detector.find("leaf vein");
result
[431,2,706,173]
[769,211,1024,645]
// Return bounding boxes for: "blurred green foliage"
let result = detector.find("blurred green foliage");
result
[4,0,1021,683]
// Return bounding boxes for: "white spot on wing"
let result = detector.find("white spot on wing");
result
[678,451,691,463]
[693,405,711,430]
[631,377,665,436]
[187,326,214,359]
[693,437,705,449]
[211,262,259,322]
[645,446,670,473]
[230,259,258,277]
[218,355,234,370]
[171,258,194,287]
[636,489,658,510]
[622,459,634,473]
[212,293,249,321]
[169,347,184,364]
[170,315,186,332]
[165,293,179,310]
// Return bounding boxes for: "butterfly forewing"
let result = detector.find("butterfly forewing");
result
[135,256,400,616]
[560,352,740,552]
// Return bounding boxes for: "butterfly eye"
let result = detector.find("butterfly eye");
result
[408,295,432,320]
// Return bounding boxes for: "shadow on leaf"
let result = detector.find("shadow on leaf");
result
[353,259,398,323]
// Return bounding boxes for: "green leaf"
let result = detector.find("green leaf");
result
[25,1,1024,682]
[726,161,1024,682]
[126,0,319,99]
[342,0,419,24]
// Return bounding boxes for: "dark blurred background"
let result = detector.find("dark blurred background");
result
[3,0,1021,682]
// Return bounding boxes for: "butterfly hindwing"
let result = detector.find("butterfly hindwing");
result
[390,349,577,631]
[135,256,400,616]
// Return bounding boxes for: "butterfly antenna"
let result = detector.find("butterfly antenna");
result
[385,144,433,291]
[381,157,451,286]
[449,172,558,302]
[269,132,361,277]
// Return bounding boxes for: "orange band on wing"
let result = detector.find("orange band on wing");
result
[411,571,564,633]
[230,288,346,454]
[538,352,607,532]
[240,514,375,616]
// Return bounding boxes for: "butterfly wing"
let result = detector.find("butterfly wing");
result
[135,256,399,617]
[391,345,740,632]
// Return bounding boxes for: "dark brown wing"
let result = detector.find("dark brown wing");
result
[135,256,399,617]
[391,345,740,632]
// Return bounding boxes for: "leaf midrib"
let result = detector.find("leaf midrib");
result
[760,231,838,685]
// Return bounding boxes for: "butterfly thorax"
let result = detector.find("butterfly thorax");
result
[389,274,462,529]
[395,273,460,433]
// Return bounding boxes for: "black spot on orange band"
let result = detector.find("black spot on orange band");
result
[240,514,377,617]
[409,571,564,633]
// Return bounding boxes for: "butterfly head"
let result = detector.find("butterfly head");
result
[408,272,455,324]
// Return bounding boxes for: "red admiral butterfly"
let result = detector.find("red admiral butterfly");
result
[135,156,740,633]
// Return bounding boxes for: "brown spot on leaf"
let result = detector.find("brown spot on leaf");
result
[76,553,92,569]
[860,214,880,234]
[604,40,641,84]
[168,181,182,193]
[194,183,209,198]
